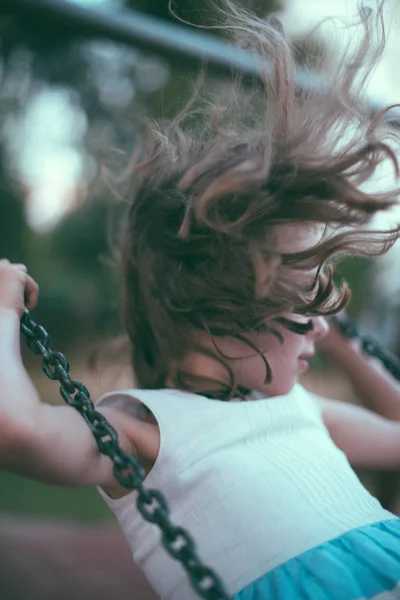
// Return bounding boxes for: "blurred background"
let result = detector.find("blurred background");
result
[1,0,400,598]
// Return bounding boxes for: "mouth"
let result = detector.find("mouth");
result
[297,354,314,372]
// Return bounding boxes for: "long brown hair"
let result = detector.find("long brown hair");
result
[117,2,400,399]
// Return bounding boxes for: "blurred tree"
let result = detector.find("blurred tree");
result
[0,149,28,262]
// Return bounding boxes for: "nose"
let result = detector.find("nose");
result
[311,316,330,341]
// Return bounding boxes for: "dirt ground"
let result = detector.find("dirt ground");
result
[0,516,157,600]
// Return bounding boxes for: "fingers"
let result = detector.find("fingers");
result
[13,263,28,273]
[0,259,39,315]
[0,259,26,270]
[24,274,39,311]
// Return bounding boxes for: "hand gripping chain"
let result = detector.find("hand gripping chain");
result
[20,308,231,600]
[331,314,400,381]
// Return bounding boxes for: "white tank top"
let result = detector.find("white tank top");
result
[96,384,393,600]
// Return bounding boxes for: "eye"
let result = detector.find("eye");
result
[288,313,313,325]
[275,314,314,335]
[303,319,314,332]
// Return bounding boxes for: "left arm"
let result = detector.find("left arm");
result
[314,395,400,470]
[317,321,400,421]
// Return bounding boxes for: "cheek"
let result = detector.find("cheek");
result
[216,335,273,385]
[261,331,305,380]
[277,332,304,358]
[253,329,303,357]
[215,329,305,383]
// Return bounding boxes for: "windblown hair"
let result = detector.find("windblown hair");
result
[118,1,400,399]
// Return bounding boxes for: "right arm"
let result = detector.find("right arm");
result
[317,317,400,421]
[0,260,145,490]
[313,393,400,470]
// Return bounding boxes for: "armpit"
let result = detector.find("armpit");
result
[96,393,150,421]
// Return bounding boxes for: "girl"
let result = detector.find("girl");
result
[2,2,400,599]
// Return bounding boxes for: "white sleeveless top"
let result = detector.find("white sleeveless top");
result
[96,384,394,600]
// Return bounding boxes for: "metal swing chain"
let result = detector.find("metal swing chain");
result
[331,313,400,381]
[19,308,400,600]
[19,308,230,600]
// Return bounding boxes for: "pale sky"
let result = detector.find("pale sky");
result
[282,0,400,104]
[14,0,400,231]
[11,88,88,230]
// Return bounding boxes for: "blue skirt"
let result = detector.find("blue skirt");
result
[234,519,400,599]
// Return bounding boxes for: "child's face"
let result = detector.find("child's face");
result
[211,313,329,397]
[186,223,331,398]
[218,223,330,397]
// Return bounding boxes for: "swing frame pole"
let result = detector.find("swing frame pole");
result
[2,0,321,91]
[2,0,400,128]
[0,0,309,85]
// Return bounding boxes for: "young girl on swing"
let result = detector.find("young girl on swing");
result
[2,2,400,599]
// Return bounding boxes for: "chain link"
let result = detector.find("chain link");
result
[331,314,400,381]
[20,309,230,600]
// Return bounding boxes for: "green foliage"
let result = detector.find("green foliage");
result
[334,256,372,317]
[0,472,112,522]
[0,150,29,262]
[23,196,125,347]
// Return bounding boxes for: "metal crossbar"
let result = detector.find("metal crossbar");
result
[3,0,400,128]
[3,0,316,87]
